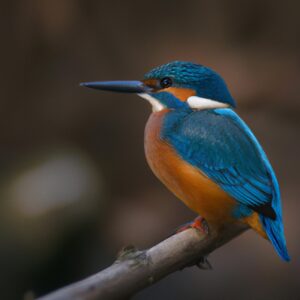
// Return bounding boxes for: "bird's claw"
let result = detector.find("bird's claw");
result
[176,216,209,235]
[180,256,213,271]
[195,256,213,270]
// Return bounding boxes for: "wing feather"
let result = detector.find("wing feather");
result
[161,108,275,217]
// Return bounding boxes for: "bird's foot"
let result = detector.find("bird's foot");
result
[175,216,211,270]
[180,256,213,271]
[195,256,213,270]
[176,216,209,235]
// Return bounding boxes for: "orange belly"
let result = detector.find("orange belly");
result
[144,110,266,236]
[144,110,237,229]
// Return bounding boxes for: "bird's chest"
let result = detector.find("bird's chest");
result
[144,110,236,226]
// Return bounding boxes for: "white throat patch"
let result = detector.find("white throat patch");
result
[187,96,229,110]
[138,93,165,112]
[137,94,228,112]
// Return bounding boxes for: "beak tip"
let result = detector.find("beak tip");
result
[79,80,150,93]
[80,82,88,87]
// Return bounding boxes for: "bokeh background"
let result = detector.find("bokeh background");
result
[1,1,300,299]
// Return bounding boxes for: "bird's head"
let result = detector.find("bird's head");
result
[81,61,236,111]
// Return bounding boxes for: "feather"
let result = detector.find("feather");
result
[161,108,289,261]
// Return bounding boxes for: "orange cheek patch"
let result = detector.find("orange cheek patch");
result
[163,87,196,101]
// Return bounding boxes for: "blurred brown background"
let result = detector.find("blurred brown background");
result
[1,1,299,299]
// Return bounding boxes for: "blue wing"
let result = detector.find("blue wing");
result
[161,108,276,216]
[161,107,289,261]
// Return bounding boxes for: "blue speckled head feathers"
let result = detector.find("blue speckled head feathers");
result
[144,61,236,107]
[145,61,212,84]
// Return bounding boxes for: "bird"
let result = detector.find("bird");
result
[81,61,290,261]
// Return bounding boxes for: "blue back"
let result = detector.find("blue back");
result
[161,107,290,261]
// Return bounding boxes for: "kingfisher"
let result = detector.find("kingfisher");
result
[81,61,290,261]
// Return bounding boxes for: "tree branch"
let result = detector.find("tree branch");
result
[37,223,248,300]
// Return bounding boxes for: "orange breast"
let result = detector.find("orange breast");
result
[144,110,267,236]
[144,110,238,229]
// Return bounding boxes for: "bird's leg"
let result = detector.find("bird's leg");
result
[175,216,212,270]
[176,216,209,235]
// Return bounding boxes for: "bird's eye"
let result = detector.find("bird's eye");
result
[160,77,172,89]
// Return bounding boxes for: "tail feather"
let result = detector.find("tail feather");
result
[261,215,290,262]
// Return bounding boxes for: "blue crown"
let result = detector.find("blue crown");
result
[145,61,236,107]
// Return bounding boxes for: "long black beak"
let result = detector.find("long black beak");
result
[80,80,152,93]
